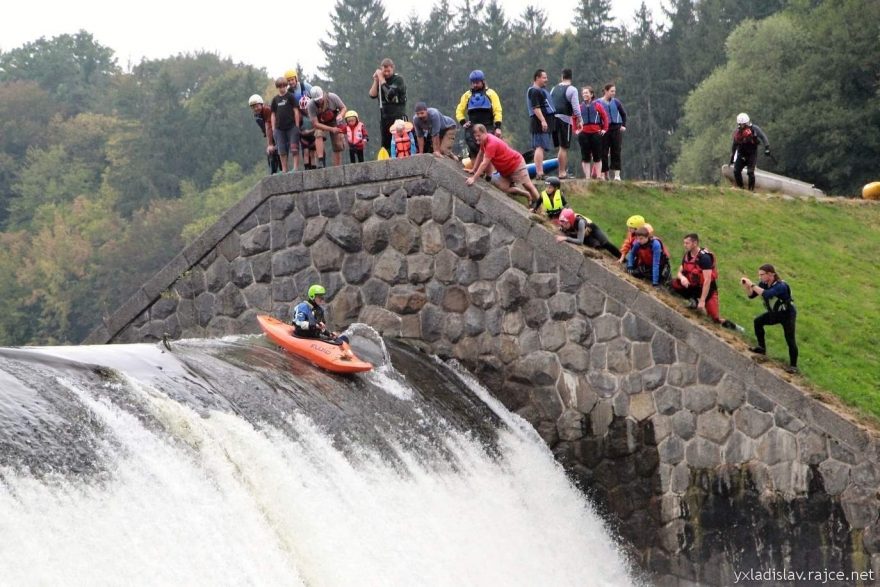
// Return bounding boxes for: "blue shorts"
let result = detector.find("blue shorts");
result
[273,127,299,155]
[530,132,552,151]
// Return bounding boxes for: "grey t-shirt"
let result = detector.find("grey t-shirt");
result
[413,107,457,137]
[307,93,345,124]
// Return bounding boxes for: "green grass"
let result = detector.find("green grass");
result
[560,181,880,421]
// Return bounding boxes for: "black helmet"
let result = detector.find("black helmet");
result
[545,176,561,188]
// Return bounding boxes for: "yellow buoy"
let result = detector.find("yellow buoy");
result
[377,147,390,161]
[862,182,880,200]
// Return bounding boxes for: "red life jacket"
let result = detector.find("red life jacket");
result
[345,122,367,149]
[733,126,759,145]
[681,248,718,286]
[635,236,670,268]
[394,133,412,158]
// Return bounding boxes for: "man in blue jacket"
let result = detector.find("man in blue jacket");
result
[741,264,798,373]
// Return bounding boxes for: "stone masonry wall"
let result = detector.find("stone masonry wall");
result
[86,156,880,585]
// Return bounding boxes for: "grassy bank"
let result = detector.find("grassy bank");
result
[557,181,880,420]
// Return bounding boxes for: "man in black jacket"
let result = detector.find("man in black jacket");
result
[731,112,771,191]
[369,58,407,153]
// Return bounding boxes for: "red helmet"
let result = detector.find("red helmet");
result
[559,208,575,225]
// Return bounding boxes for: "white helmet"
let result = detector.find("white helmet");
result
[309,86,324,100]
[736,112,750,125]
[248,94,263,106]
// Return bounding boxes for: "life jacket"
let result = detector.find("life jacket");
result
[761,280,795,313]
[345,122,367,149]
[579,102,597,125]
[292,300,325,337]
[681,248,718,286]
[394,132,412,158]
[550,83,574,116]
[467,90,493,112]
[600,98,623,125]
[562,214,594,240]
[541,190,565,215]
[525,86,555,117]
[317,104,339,125]
[734,126,759,145]
[635,236,670,269]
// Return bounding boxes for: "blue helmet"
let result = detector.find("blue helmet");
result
[469,70,485,83]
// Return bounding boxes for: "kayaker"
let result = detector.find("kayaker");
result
[730,113,770,191]
[670,233,739,330]
[291,285,348,344]
[740,264,798,373]
[555,208,621,258]
[627,227,671,287]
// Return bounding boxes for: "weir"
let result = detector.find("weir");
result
[0,338,633,585]
[48,155,880,583]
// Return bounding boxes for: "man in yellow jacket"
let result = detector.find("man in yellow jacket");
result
[456,70,503,160]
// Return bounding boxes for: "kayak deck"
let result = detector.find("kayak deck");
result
[256,315,373,374]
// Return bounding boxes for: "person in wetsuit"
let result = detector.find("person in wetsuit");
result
[741,264,798,373]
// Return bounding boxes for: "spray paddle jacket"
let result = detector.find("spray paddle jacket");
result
[680,248,718,287]
[579,100,609,134]
[750,279,795,314]
[456,87,503,129]
[731,123,769,159]
[629,236,671,285]
[292,300,326,338]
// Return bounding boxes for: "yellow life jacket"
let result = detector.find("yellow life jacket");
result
[541,190,564,213]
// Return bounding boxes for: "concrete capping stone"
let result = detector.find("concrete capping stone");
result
[82,324,111,345]
[807,401,870,453]
[302,165,346,191]
[475,191,531,238]
[221,183,272,233]
[344,160,387,185]
[103,288,153,340]
[579,260,640,307]
[387,153,436,179]
[182,213,235,268]
[141,253,191,300]
[262,171,304,196]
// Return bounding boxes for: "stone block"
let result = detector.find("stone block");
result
[587,370,617,398]
[433,250,458,284]
[535,320,564,351]
[576,284,605,317]
[241,224,271,256]
[501,311,524,335]
[630,392,656,422]
[373,187,407,218]
[510,238,534,272]
[478,246,511,281]
[328,286,362,323]
[642,366,668,391]
[386,285,428,315]
[590,343,607,370]
[431,187,453,223]
[263,171,303,197]
[230,257,253,288]
[632,342,653,371]
[735,405,774,439]
[420,221,444,255]
[619,372,643,395]
[496,269,527,310]
[607,339,632,374]
[841,486,880,529]
[523,300,549,329]
[489,226,516,249]
[612,392,630,418]
[747,388,776,413]
[341,252,372,285]
[697,409,732,443]
[406,253,434,284]
[672,410,697,440]
[682,385,717,414]
[419,304,444,342]
[362,216,390,254]
[359,305,401,336]
[271,247,310,277]
[242,283,272,311]
[346,160,386,185]
[559,343,590,371]
[512,351,561,387]
[557,409,586,442]
[593,314,620,342]
[271,277,297,303]
[590,400,614,437]
[463,306,485,337]
[851,461,880,487]
[527,273,558,299]
[316,190,341,217]
[774,407,805,434]
[281,212,306,248]
[659,436,685,465]
[566,317,591,345]
[373,249,408,284]
[808,401,870,455]
[686,437,722,469]
[296,191,320,217]
[546,293,576,320]
[205,257,231,293]
[351,199,373,222]
[293,267,321,298]
[444,314,465,342]
[622,313,654,342]
[441,286,469,313]
[667,364,697,387]
[655,386,682,415]
[604,297,625,317]
[311,238,345,272]
[404,177,437,197]
[325,216,363,252]
[651,331,676,365]
[454,199,480,223]
[389,217,421,254]
[797,430,828,466]
[467,281,496,309]
[453,259,479,285]
[716,375,747,412]
[150,296,179,321]
[697,358,725,385]
[361,278,390,307]
[406,196,434,225]
[818,459,851,496]
[173,267,206,299]
[756,428,798,465]
[302,216,328,246]
[485,307,503,336]
[218,231,241,261]
[195,292,216,326]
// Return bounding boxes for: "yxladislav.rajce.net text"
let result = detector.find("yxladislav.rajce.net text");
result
[733,568,874,584]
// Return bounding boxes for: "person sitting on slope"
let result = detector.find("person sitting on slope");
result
[555,208,621,258]
[291,285,348,344]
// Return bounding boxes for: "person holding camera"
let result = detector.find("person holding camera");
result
[741,264,798,374]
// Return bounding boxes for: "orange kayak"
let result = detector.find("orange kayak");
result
[257,315,373,374]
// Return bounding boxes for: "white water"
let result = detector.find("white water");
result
[0,344,635,586]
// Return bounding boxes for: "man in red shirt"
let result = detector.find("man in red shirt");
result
[465,124,540,207]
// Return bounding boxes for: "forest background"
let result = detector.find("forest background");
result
[0,0,877,346]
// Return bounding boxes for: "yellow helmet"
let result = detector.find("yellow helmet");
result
[284,69,298,80]
[626,214,646,229]
[344,110,359,120]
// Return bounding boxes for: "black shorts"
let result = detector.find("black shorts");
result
[578,132,603,162]
[552,122,572,149]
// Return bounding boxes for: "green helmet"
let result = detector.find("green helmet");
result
[308,284,326,300]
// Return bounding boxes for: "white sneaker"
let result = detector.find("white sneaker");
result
[613,176,622,181]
